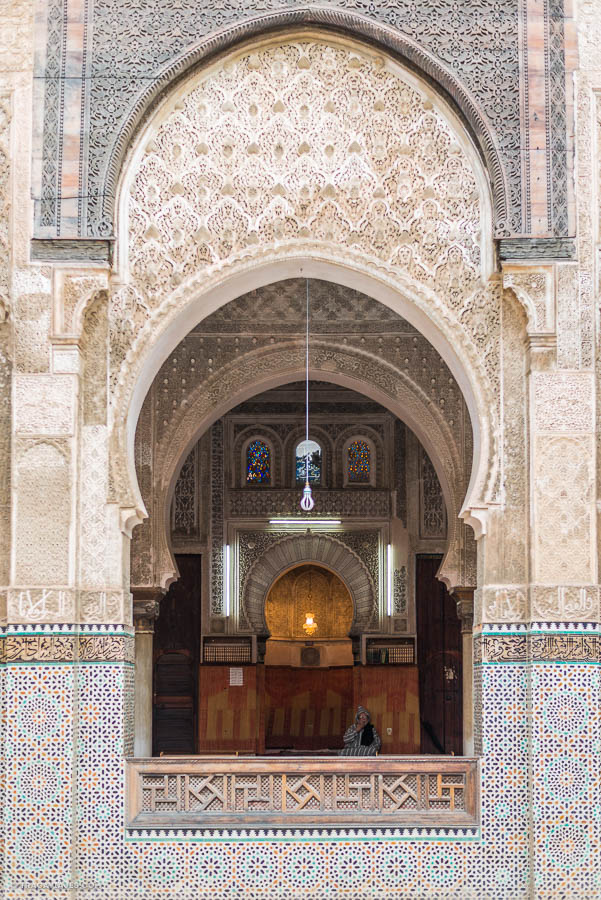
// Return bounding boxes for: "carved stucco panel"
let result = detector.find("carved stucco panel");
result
[80,590,129,624]
[7,587,76,624]
[0,92,10,324]
[52,347,80,374]
[125,37,487,305]
[0,319,10,585]
[130,391,154,587]
[0,0,33,73]
[503,268,554,333]
[13,291,51,372]
[78,425,109,589]
[482,587,527,623]
[81,291,109,425]
[14,374,76,435]
[533,435,594,585]
[533,372,594,434]
[112,37,500,511]
[0,94,10,585]
[556,265,580,369]
[13,439,72,588]
[496,292,528,588]
[56,273,109,336]
[531,585,600,622]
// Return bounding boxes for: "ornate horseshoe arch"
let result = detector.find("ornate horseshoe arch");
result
[111,30,501,546]
[106,10,510,237]
[243,533,377,635]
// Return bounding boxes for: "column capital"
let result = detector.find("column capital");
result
[453,588,474,633]
[132,588,163,632]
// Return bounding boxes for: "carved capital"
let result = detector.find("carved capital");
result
[132,588,163,631]
[453,589,474,633]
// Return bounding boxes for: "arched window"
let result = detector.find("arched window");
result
[246,440,271,484]
[347,439,371,483]
[295,439,322,484]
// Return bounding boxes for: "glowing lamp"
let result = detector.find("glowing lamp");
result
[303,613,318,636]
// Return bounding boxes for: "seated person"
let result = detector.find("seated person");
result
[339,705,381,756]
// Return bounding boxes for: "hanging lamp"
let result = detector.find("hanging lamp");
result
[300,279,315,512]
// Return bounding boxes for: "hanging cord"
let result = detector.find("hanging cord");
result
[305,277,310,483]
[299,279,315,511]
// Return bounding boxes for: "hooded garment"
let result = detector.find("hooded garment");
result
[338,705,381,756]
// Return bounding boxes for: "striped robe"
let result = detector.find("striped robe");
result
[338,722,381,756]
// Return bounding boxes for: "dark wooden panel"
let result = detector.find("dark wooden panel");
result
[416,555,463,755]
[152,554,201,756]
[265,666,353,752]
[197,665,259,754]
[355,665,420,754]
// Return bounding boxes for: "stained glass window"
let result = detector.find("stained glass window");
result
[295,439,322,484]
[347,439,371,483]
[246,440,270,484]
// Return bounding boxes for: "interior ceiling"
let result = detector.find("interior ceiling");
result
[230,381,388,416]
[192,278,417,335]
[192,276,447,420]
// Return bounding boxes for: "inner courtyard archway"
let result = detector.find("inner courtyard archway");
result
[120,29,495,767]
[145,369,468,758]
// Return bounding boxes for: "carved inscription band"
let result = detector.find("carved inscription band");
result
[475,633,600,665]
[2,634,135,664]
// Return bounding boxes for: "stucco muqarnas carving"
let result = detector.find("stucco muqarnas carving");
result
[111,36,500,546]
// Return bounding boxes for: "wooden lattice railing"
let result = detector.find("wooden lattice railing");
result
[126,756,479,828]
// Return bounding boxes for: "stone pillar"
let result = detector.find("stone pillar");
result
[525,332,599,896]
[454,589,474,756]
[133,590,162,757]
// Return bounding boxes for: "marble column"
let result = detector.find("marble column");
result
[454,589,474,756]
[133,590,162,757]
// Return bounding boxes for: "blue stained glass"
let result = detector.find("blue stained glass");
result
[246,440,270,483]
[348,440,370,483]
[296,439,321,484]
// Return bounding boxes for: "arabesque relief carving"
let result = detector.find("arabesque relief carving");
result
[531,586,600,622]
[113,37,501,517]
[533,373,593,433]
[125,40,484,305]
[533,435,594,585]
[0,94,10,324]
[503,268,553,333]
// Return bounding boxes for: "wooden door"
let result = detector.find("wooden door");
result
[152,554,201,755]
[416,555,463,755]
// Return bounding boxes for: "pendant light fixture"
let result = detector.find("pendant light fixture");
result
[302,570,317,635]
[300,278,315,512]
